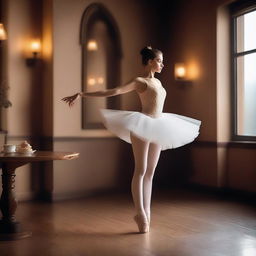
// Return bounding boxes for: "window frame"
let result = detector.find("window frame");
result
[231,2,256,141]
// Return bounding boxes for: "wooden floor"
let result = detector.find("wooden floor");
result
[1,188,256,256]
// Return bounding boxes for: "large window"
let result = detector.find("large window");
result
[232,4,256,140]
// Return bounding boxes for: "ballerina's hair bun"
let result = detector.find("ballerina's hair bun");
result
[140,46,162,65]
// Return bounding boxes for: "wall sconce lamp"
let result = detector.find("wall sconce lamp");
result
[175,62,200,83]
[174,63,188,81]
[0,23,7,45]
[87,40,98,51]
[26,39,41,67]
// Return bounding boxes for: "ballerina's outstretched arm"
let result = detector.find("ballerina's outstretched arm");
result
[61,78,146,107]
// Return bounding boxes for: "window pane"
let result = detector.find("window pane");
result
[236,53,256,136]
[236,10,256,53]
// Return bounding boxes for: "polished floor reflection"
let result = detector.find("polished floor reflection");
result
[1,189,256,256]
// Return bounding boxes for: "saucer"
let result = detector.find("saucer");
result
[16,150,36,155]
[1,151,16,155]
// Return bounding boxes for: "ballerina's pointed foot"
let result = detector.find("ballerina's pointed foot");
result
[134,214,150,233]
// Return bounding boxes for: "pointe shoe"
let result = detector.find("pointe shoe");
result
[134,214,149,233]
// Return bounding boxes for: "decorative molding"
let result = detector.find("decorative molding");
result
[7,136,256,148]
[7,135,36,141]
[51,187,123,202]
[7,135,117,142]
[188,183,256,201]
[16,191,37,202]
[193,141,228,147]
[227,141,256,149]
[53,136,119,142]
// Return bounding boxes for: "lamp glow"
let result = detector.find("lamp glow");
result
[31,40,41,54]
[88,78,96,86]
[97,77,104,84]
[175,63,186,80]
[87,40,98,51]
[0,23,7,40]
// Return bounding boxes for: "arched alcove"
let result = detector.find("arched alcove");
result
[80,3,122,129]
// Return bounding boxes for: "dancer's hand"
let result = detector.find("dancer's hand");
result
[61,93,81,107]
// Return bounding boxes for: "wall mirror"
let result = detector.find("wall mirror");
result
[80,3,122,129]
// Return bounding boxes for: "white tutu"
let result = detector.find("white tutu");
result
[100,109,201,151]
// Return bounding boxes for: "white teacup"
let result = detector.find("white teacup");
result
[3,144,16,153]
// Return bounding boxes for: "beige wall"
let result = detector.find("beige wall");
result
[52,139,133,200]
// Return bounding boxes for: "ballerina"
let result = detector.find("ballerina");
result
[62,46,201,233]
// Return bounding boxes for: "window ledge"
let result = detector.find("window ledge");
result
[193,140,256,149]
[228,141,256,148]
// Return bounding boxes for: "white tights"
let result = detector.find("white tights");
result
[130,132,161,223]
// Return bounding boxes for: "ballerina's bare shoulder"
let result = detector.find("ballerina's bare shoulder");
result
[134,77,166,117]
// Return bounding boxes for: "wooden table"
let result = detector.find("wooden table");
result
[0,151,79,241]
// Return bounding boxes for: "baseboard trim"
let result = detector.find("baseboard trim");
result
[187,183,256,203]
[16,191,37,202]
[37,187,126,202]
[7,135,119,142]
